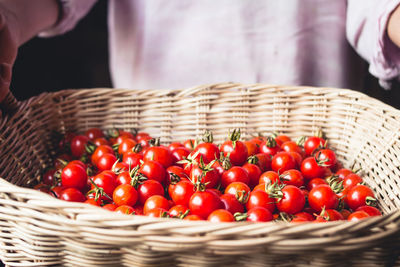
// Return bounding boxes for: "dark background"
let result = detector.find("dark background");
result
[9,1,400,109]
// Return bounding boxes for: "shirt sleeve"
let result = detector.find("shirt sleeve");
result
[346,0,400,89]
[38,0,98,37]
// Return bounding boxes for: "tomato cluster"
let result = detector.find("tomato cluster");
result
[36,128,382,223]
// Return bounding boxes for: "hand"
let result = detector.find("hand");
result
[0,4,19,107]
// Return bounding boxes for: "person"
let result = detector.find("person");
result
[1,0,400,110]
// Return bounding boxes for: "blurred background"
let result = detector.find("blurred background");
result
[9,1,400,109]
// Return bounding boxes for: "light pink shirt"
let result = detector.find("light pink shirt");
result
[40,0,400,90]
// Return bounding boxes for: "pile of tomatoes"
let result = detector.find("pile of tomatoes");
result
[36,128,382,222]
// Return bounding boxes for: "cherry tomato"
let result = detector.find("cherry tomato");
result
[115,205,135,215]
[118,138,137,155]
[183,139,196,151]
[281,141,305,158]
[224,182,251,202]
[42,169,58,186]
[143,146,174,168]
[306,178,328,191]
[59,188,86,202]
[137,180,164,205]
[276,185,305,214]
[280,169,304,187]
[113,184,138,207]
[91,171,117,200]
[190,164,220,189]
[93,137,110,146]
[348,210,370,221]
[147,208,169,218]
[169,205,190,218]
[356,205,382,216]
[220,193,245,214]
[259,171,281,186]
[336,168,353,180]
[244,140,260,156]
[242,162,262,189]
[315,149,337,169]
[169,179,195,206]
[96,153,117,171]
[308,184,338,212]
[139,160,167,185]
[221,166,249,189]
[246,207,273,222]
[84,198,101,206]
[193,142,220,164]
[91,145,114,166]
[220,131,248,166]
[346,185,375,210]
[61,163,88,190]
[70,135,90,158]
[85,128,104,141]
[271,152,296,173]
[184,214,203,221]
[254,153,272,172]
[294,212,314,221]
[207,209,234,222]
[122,151,143,168]
[189,190,224,219]
[143,195,170,215]
[303,136,326,156]
[103,203,118,211]
[343,173,363,189]
[171,147,191,166]
[246,189,275,213]
[315,209,344,222]
[260,137,281,157]
[300,157,327,180]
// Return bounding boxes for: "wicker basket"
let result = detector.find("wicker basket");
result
[0,83,400,267]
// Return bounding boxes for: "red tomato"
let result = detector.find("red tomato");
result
[242,162,262,189]
[315,209,344,222]
[169,205,190,218]
[315,149,337,169]
[221,166,249,189]
[91,145,114,166]
[294,212,314,221]
[147,208,169,218]
[51,186,65,198]
[300,157,327,180]
[42,169,58,186]
[246,207,273,222]
[61,163,88,190]
[190,164,220,189]
[168,142,184,151]
[96,153,117,171]
[84,198,101,206]
[224,182,251,202]
[276,185,305,214]
[137,180,164,205]
[207,209,234,222]
[143,195,170,215]
[281,141,304,158]
[308,185,338,212]
[274,134,291,145]
[135,132,150,142]
[246,190,275,213]
[169,180,195,206]
[118,138,137,155]
[193,142,220,164]
[260,137,281,157]
[336,168,353,180]
[303,136,326,156]
[91,171,117,200]
[70,135,90,158]
[220,130,248,166]
[259,171,281,186]
[139,160,167,185]
[183,139,196,151]
[220,194,245,214]
[143,146,174,168]
[184,214,203,221]
[122,151,143,168]
[115,205,135,215]
[271,152,296,173]
[343,173,363,189]
[59,188,86,202]
[356,205,382,216]
[103,203,118,211]
[113,184,138,207]
[85,128,104,141]
[280,169,304,187]
[244,140,260,156]
[189,190,224,219]
[346,185,375,210]
[93,137,110,146]
[306,178,328,191]
[254,153,272,172]
[171,147,191,166]
[348,210,370,221]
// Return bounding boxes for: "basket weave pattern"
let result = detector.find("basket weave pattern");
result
[0,83,400,266]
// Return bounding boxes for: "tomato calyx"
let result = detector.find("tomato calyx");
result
[326,175,344,194]
[314,129,325,139]
[365,196,377,207]
[235,190,250,204]
[314,155,330,167]
[202,130,214,143]
[315,207,330,221]
[265,136,277,148]
[170,209,190,219]
[296,136,306,147]
[265,182,285,200]
[85,141,97,155]
[177,150,200,167]
[169,173,181,185]
[218,152,232,170]
[87,177,113,201]
[233,212,248,222]
[129,165,147,188]
[105,129,120,139]
[275,212,294,222]
[247,155,259,165]
[131,144,142,154]
[228,128,242,149]
[148,138,161,147]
